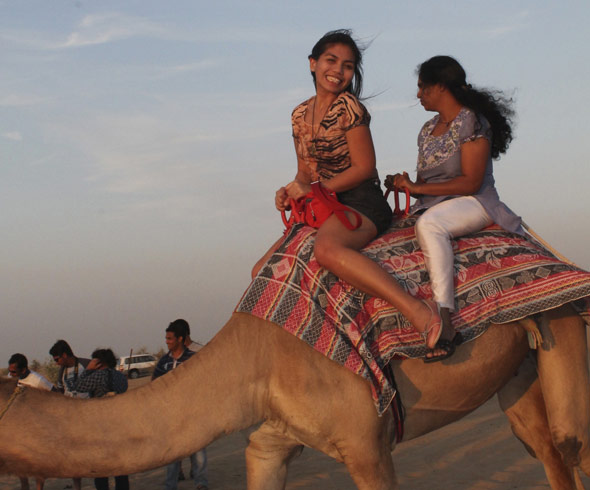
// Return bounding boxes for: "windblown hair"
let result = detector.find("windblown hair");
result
[309,29,365,98]
[417,55,514,159]
[8,353,28,370]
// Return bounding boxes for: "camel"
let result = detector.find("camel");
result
[0,304,589,489]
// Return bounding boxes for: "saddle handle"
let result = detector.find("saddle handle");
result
[384,187,411,217]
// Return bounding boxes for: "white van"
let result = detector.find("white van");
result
[116,354,157,379]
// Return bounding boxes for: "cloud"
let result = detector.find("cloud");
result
[0,94,48,107]
[57,13,279,50]
[483,11,530,39]
[150,59,222,79]
[59,12,166,48]
[39,84,298,224]
[0,12,171,50]
[2,131,22,141]
[1,10,293,53]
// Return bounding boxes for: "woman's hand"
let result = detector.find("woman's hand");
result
[275,186,290,211]
[394,172,415,191]
[285,180,311,201]
[86,358,102,371]
[384,174,395,191]
[385,172,415,192]
[275,181,311,211]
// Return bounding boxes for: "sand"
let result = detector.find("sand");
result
[3,378,588,489]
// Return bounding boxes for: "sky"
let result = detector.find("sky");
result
[2,1,589,364]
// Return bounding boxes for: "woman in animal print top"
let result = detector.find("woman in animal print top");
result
[253,30,445,353]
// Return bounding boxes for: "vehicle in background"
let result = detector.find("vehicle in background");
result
[116,354,157,379]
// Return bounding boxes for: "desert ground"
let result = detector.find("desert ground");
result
[2,376,589,490]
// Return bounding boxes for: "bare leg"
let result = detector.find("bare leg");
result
[314,214,442,347]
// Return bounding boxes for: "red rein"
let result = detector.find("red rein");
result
[385,187,410,217]
[281,182,410,232]
[282,182,362,231]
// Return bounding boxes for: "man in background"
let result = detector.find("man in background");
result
[75,348,129,490]
[8,352,53,390]
[152,320,208,490]
[170,319,208,485]
[7,353,52,490]
[49,339,90,398]
[49,339,89,490]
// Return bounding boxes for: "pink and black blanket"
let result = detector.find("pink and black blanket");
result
[236,218,590,414]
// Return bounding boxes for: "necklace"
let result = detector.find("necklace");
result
[438,108,462,127]
[309,97,327,158]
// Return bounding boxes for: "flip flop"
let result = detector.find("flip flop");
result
[424,332,464,363]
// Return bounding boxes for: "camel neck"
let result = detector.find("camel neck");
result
[0,314,270,478]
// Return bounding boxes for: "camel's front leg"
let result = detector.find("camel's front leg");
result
[498,352,579,489]
[536,305,590,474]
[342,440,398,490]
[245,422,303,490]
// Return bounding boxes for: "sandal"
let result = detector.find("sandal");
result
[420,299,443,350]
[424,332,463,363]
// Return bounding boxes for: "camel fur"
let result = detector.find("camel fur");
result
[0,305,589,489]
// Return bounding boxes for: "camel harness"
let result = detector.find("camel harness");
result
[0,384,27,422]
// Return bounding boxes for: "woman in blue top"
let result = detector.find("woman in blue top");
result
[387,55,523,361]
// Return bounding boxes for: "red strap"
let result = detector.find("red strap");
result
[310,182,362,230]
[281,183,362,231]
[281,196,309,229]
[384,187,410,217]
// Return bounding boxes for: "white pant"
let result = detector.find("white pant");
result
[415,196,492,311]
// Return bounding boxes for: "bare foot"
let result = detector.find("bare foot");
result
[425,307,458,361]
[419,299,443,349]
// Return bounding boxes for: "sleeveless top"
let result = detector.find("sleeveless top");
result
[412,107,523,234]
[292,92,371,182]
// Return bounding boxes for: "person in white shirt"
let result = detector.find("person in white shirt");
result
[8,353,53,391]
[8,353,53,490]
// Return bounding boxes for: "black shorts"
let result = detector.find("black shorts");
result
[337,179,393,235]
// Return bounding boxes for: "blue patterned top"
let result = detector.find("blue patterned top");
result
[412,107,522,234]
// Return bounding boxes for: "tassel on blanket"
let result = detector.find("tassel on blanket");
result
[521,317,543,349]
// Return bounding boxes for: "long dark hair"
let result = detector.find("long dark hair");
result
[309,29,364,98]
[417,55,514,159]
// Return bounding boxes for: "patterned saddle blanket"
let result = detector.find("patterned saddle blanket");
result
[236,218,590,414]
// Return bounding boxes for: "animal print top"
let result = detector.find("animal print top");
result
[292,92,370,181]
